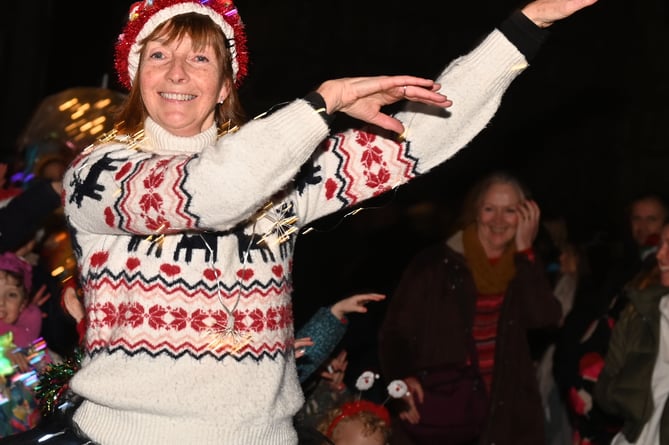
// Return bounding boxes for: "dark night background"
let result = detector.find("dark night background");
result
[2,0,669,373]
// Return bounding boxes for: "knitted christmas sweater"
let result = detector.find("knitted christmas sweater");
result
[63,23,538,445]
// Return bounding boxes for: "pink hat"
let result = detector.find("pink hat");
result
[114,0,249,90]
[0,252,32,294]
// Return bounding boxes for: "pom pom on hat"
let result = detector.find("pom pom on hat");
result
[0,252,32,294]
[115,0,249,90]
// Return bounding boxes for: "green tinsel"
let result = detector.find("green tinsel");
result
[35,348,83,416]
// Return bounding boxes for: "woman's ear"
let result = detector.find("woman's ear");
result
[217,81,231,104]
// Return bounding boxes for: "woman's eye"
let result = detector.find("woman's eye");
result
[194,55,209,63]
[149,51,165,60]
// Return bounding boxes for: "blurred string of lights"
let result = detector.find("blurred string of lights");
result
[12,88,125,185]
[60,96,115,144]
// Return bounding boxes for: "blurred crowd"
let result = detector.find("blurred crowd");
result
[2,138,667,444]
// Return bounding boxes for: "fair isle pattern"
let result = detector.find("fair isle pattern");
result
[115,156,200,233]
[83,255,294,360]
[322,128,419,206]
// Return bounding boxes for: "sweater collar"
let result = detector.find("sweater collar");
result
[140,117,219,155]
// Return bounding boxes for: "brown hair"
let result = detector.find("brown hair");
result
[115,12,247,135]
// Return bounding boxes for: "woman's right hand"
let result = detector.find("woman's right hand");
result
[400,376,425,424]
[316,76,452,135]
[515,199,541,251]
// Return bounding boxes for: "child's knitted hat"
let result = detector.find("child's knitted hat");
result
[0,252,32,294]
[114,0,249,90]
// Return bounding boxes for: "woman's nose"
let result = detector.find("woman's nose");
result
[167,59,188,83]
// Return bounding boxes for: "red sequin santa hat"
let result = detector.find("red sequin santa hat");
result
[114,0,249,90]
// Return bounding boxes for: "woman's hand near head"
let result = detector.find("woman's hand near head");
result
[521,0,598,28]
[315,76,452,135]
[515,199,540,251]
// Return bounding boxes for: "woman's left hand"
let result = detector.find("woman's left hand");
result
[521,0,599,29]
[515,199,540,251]
[316,75,452,135]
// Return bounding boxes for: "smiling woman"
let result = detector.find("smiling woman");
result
[379,171,562,445]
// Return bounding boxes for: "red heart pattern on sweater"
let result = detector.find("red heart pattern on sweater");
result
[126,258,140,270]
[160,264,181,276]
[236,269,253,280]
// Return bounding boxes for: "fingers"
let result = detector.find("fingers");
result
[294,337,314,349]
[321,351,348,390]
[332,292,386,318]
[8,350,30,373]
[294,337,314,358]
[521,0,599,28]
[413,381,425,404]
[315,75,451,134]
[331,350,348,369]
[401,396,421,424]
[515,200,541,251]
[348,292,386,313]
[32,284,51,307]
[516,199,540,221]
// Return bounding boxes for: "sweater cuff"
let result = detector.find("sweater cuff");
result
[303,91,335,126]
[499,9,549,62]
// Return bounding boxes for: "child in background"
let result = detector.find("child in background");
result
[0,251,47,437]
[318,398,392,445]
[313,371,407,445]
[0,252,42,364]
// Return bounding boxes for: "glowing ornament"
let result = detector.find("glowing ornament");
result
[0,332,17,376]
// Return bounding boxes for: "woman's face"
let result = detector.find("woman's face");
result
[476,182,522,257]
[656,224,669,287]
[139,33,230,137]
[0,271,26,325]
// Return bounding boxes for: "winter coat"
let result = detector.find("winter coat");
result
[379,239,561,445]
[595,284,669,444]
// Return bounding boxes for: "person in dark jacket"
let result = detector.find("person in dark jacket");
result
[594,221,669,445]
[378,171,562,445]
